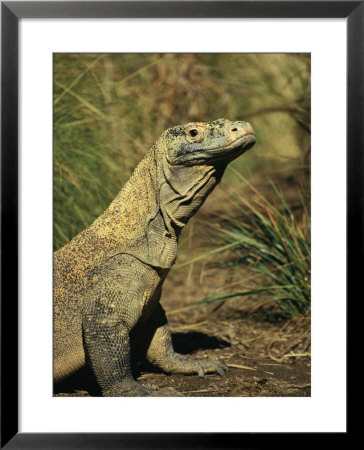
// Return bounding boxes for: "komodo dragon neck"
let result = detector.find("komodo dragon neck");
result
[93,143,222,268]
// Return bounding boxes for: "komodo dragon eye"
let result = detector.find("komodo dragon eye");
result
[189,129,198,137]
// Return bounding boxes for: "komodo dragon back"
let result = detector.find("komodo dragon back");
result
[54,118,256,396]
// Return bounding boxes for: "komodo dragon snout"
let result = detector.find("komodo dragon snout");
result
[53,118,256,396]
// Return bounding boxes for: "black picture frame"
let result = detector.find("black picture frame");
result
[1,1,358,448]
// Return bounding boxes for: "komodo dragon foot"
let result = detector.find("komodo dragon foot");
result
[154,355,228,378]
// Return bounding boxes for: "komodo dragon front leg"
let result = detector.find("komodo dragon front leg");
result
[82,290,145,397]
[82,256,181,396]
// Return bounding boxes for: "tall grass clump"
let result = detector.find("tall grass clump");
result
[192,175,310,319]
[220,176,310,318]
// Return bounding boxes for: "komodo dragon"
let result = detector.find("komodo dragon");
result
[54,118,256,396]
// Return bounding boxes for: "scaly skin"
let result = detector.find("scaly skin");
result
[53,118,256,396]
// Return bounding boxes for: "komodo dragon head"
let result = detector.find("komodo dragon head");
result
[158,118,256,166]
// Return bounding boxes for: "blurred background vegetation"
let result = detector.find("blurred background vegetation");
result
[54,53,310,319]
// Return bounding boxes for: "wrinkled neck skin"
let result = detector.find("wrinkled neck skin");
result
[157,153,225,236]
[150,144,226,267]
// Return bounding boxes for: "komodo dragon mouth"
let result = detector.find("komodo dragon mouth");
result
[206,133,256,160]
